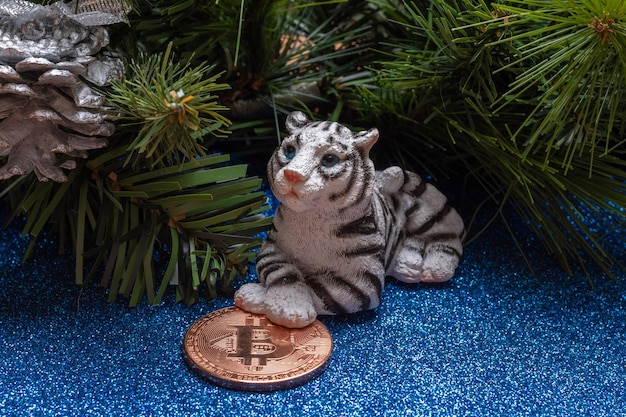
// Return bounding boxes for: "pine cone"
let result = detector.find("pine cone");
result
[0,1,124,182]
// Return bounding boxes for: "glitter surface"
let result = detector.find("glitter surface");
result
[1,207,625,417]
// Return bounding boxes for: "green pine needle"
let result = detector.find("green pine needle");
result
[362,0,626,281]
[478,0,626,173]
[107,43,232,168]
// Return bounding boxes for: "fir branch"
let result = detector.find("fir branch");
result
[81,147,272,306]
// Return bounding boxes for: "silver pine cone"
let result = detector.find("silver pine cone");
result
[0,1,125,182]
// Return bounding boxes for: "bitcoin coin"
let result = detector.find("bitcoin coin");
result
[182,306,333,391]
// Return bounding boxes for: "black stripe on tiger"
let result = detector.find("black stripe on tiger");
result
[317,163,348,181]
[385,229,404,271]
[422,232,463,244]
[265,271,301,286]
[255,250,289,273]
[257,261,289,278]
[342,243,385,258]
[306,279,349,314]
[328,138,348,152]
[401,170,426,197]
[411,182,427,198]
[263,263,302,286]
[254,248,279,265]
[377,193,396,236]
[328,154,359,202]
[425,242,462,259]
[422,232,463,258]
[352,164,373,202]
[307,270,374,312]
[373,193,398,269]
[276,207,285,221]
[319,121,333,131]
[405,201,421,217]
[335,212,378,237]
[391,194,402,213]
[401,238,425,252]
[363,271,383,304]
[411,203,452,235]
[338,163,374,212]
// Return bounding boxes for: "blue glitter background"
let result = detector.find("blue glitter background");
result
[1,205,625,417]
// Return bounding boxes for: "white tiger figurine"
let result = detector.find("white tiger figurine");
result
[234,111,464,328]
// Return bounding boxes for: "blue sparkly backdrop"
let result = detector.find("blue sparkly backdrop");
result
[1,205,625,417]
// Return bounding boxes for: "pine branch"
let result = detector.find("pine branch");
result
[471,0,626,174]
[361,0,626,280]
[106,43,231,168]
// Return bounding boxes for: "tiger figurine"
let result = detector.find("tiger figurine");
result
[234,111,464,328]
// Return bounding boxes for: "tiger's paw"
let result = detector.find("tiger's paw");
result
[264,303,317,329]
[234,283,268,315]
[419,268,454,283]
[264,284,317,328]
[393,262,423,283]
[388,248,424,283]
[234,282,317,328]
[420,253,457,283]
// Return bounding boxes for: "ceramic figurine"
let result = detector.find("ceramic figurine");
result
[235,111,464,328]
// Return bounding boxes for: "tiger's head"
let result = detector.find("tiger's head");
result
[268,111,379,213]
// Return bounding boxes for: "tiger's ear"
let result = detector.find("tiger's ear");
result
[285,111,310,134]
[354,128,379,154]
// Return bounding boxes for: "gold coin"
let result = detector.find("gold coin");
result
[182,306,333,391]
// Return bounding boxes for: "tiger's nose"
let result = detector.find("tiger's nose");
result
[283,169,304,183]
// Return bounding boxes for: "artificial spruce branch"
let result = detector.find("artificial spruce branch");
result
[82,148,272,306]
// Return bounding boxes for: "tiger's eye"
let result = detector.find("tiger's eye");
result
[284,145,296,160]
[321,154,340,167]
